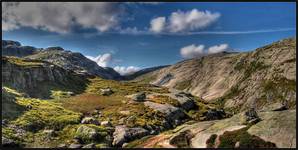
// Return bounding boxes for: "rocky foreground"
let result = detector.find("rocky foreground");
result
[1,38,296,148]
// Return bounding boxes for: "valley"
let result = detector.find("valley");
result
[1,37,296,148]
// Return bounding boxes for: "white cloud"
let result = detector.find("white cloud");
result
[207,44,229,54]
[180,44,205,59]
[149,9,220,33]
[114,66,140,75]
[86,53,113,67]
[180,43,230,59]
[2,2,124,33]
[150,17,166,33]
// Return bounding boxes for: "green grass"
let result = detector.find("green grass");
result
[2,56,44,67]
[12,98,82,132]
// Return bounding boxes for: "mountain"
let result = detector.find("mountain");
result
[2,40,121,80]
[2,56,89,99]
[132,37,296,112]
[123,65,169,81]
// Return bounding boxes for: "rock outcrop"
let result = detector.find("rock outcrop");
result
[112,125,149,147]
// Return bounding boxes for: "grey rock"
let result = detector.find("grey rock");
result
[42,129,55,137]
[112,125,149,147]
[2,137,18,147]
[81,117,100,125]
[75,125,98,142]
[101,121,112,127]
[169,90,196,110]
[100,88,113,96]
[131,92,146,102]
[69,143,83,148]
[262,102,288,111]
[57,144,67,148]
[144,101,186,126]
[240,108,261,125]
[82,143,96,148]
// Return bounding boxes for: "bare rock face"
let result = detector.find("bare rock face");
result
[131,92,146,102]
[134,37,296,111]
[112,125,149,147]
[2,56,88,99]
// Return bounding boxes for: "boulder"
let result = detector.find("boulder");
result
[203,109,226,121]
[100,88,113,96]
[81,117,100,125]
[101,121,112,127]
[240,108,261,125]
[75,125,98,142]
[144,101,186,127]
[69,143,83,148]
[131,92,146,102]
[169,91,196,110]
[112,125,149,147]
[57,144,67,148]
[42,129,55,138]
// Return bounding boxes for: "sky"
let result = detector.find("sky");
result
[2,2,296,75]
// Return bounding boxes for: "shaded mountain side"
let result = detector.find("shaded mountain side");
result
[123,65,170,81]
[2,40,122,80]
[2,56,90,99]
[133,37,296,112]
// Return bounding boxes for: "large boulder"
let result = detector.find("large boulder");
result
[131,92,146,102]
[168,90,196,110]
[203,109,226,121]
[81,117,100,125]
[240,108,261,125]
[112,125,149,147]
[144,101,186,126]
[100,88,113,96]
[75,125,98,142]
[2,137,19,147]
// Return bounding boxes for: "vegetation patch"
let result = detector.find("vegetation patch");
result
[12,98,82,132]
[206,134,218,148]
[2,56,44,67]
[217,127,276,148]
[149,95,180,107]
[174,80,192,90]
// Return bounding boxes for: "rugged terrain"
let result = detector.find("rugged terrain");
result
[1,37,296,148]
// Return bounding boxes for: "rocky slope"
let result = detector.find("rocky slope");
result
[134,38,296,112]
[2,40,121,80]
[2,56,89,99]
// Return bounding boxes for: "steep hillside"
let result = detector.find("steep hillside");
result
[133,38,296,112]
[2,40,39,57]
[2,56,89,99]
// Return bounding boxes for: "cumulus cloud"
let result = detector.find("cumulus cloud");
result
[2,2,124,33]
[180,43,230,59]
[207,44,229,54]
[150,9,220,33]
[86,53,113,67]
[114,66,140,75]
[150,17,166,33]
[180,44,205,59]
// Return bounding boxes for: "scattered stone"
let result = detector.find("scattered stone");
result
[235,141,240,148]
[240,108,261,125]
[42,129,55,138]
[119,110,130,115]
[26,105,32,109]
[100,88,113,96]
[2,119,8,126]
[112,125,149,147]
[81,117,100,125]
[101,121,112,127]
[131,92,146,102]
[122,143,128,148]
[82,143,96,148]
[69,143,83,148]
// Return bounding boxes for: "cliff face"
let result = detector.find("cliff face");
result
[2,56,89,99]
[134,38,296,111]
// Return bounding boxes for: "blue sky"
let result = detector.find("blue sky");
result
[2,2,296,75]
